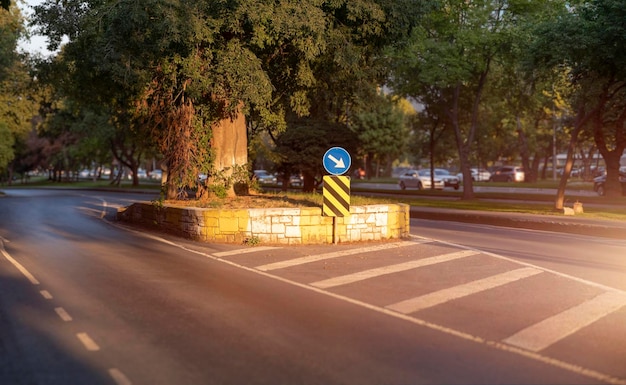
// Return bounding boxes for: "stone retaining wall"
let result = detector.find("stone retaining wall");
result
[117,203,410,245]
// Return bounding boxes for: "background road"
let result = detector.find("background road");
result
[411,219,626,292]
[1,189,625,384]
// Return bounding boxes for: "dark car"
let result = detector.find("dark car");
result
[253,170,277,185]
[593,172,626,196]
[289,174,303,187]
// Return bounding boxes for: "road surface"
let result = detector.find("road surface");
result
[1,189,625,384]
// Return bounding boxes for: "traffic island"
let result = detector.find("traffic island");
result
[116,203,410,245]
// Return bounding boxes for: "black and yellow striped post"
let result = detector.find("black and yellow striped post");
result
[323,175,350,217]
[323,175,350,244]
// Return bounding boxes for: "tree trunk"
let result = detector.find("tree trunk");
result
[554,106,593,209]
[450,84,476,200]
[593,100,626,198]
[554,138,578,210]
[365,152,374,180]
[517,116,534,183]
[210,107,248,198]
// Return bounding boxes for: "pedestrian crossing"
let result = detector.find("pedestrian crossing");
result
[503,291,626,352]
[310,249,478,289]
[255,240,420,271]
[211,237,626,384]
[386,266,544,314]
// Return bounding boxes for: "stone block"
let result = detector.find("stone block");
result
[219,217,239,233]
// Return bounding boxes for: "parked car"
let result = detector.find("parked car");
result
[489,166,525,182]
[433,168,460,190]
[593,171,626,196]
[289,174,303,187]
[150,169,163,180]
[398,169,445,190]
[253,170,277,185]
[457,168,491,182]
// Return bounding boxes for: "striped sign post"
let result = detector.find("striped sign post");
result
[323,175,350,244]
[323,176,350,217]
[322,147,352,244]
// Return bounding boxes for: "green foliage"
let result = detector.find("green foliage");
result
[204,163,253,198]
[388,0,561,197]
[242,236,261,246]
[0,4,21,81]
[273,117,357,190]
[0,6,36,175]
[0,122,13,170]
[350,92,409,172]
[527,0,626,196]
[29,0,423,197]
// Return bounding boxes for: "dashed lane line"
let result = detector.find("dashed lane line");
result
[109,368,133,385]
[77,332,100,352]
[311,250,479,289]
[387,267,543,314]
[503,291,626,352]
[255,240,425,271]
[40,290,53,299]
[54,307,73,322]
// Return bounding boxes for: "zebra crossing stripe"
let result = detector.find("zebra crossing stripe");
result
[213,247,279,258]
[503,291,626,352]
[311,250,479,289]
[387,267,543,314]
[255,241,419,271]
[323,175,350,217]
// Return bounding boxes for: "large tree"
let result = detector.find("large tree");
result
[1,4,36,179]
[390,0,564,199]
[350,93,409,179]
[529,0,626,199]
[32,0,422,198]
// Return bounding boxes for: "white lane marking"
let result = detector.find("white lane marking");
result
[0,240,40,285]
[40,290,53,299]
[100,200,108,219]
[311,250,479,289]
[213,246,279,258]
[412,234,626,296]
[110,227,626,385]
[255,241,423,271]
[77,332,100,351]
[109,368,133,385]
[503,291,626,352]
[54,307,73,322]
[387,267,543,314]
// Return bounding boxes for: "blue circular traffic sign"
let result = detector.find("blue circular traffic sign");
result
[323,147,351,175]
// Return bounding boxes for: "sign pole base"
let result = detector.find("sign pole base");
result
[333,217,338,245]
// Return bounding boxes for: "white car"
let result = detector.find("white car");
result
[398,170,445,190]
[457,168,491,182]
[489,166,525,182]
[433,168,460,190]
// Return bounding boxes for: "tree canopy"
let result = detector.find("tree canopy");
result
[28,0,423,196]
[529,0,626,198]
[7,0,624,203]
[1,4,36,177]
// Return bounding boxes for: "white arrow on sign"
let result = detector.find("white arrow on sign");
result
[327,154,346,169]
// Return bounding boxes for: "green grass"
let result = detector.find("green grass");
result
[396,197,626,219]
[3,177,162,190]
[4,177,625,221]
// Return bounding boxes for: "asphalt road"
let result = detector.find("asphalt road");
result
[1,189,625,385]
